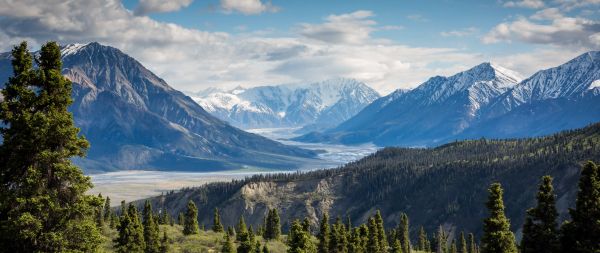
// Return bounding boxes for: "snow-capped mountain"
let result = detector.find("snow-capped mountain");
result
[189,78,380,132]
[296,52,600,147]
[0,42,317,172]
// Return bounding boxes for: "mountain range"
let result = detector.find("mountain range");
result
[188,78,380,133]
[295,52,600,147]
[0,42,318,173]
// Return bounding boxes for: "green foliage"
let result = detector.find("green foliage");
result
[417,226,430,252]
[178,212,184,225]
[264,208,282,240]
[183,200,199,235]
[481,183,517,253]
[0,41,101,252]
[560,161,600,253]
[104,196,112,222]
[520,176,559,253]
[459,231,468,253]
[397,213,410,253]
[367,217,381,253]
[435,226,447,253]
[287,219,316,253]
[222,232,236,253]
[214,207,225,232]
[159,230,170,253]
[317,213,330,253]
[237,216,254,253]
[468,233,477,253]
[143,200,161,253]
[115,204,145,253]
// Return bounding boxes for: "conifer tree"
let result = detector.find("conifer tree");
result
[459,231,468,253]
[481,183,517,253]
[391,239,402,253]
[178,212,185,225]
[115,204,145,253]
[287,219,316,253]
[213,207,225,232]
[333,218,348,253]
[374,210,388,252]
[159,231,170,253]
[560,161,600,253]
[418,226,428,251]
[263,245,270,253]
[96,193,105,228]
[0,41,102,252]
[521,176,559,253]
[318,213,330,253]
[367,217,381,253]
[183,200,199,235]
[237,216,248,241]
[450,240,457,253]
[255,241,262,253]
[104,196,112,222]
[222,232,236,253]
[302,217,311,233]
[436,226,447,253]
[237,216,254,253]
[468,233,476,253]
[264,209,281,240]
[143,200,160,253]
[397,213,410,253]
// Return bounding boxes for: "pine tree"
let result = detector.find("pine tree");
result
[367,217,381,253]
[521,176,559,253]
[159,231,170,253]
[287,219,316,253]
[183,200,199,235]
[397,213,410,253]
[560,161,600,253]
[459,231,468,253]
[237,216,254,253]
[213,207,225,232]
[391,239,402,253]
[333,218,348,253]
[468,233,477,253]
[178,212,185,225]
[418,226,428,251]
[374,210,388,252]
[143,200,161,253]
[96,193,105,228]
[0,41,102,252]
[264,209,281,240]
[481,183,517,253]
[302,217,311,233]
[104,196,112,222]
[317,213,330,253]
[115,204,145,253]
[255,241,262,253]
[450,240,457,253]
[436,226,447,253]
[221,232,236,253]
[237,216,248,241]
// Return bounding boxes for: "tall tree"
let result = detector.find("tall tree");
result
[0,41,102,252]
[468,233,477,253]
[287,219,316,253]
[481,183,517,253]
[391,239,402,253]
[221,232,236,253]
[213,207,224,232]
[436,226,447,253]
[96,193,105,228]
[560,161,600,253]
[374,210,388,252]
[115,204,145,253]
[183,200,199,235]
[397,213,410,253]
[418,226,428,251]
[104,196,112,222]
[317,213,330,253]
[178,212,185,225]
[521,176,559,253]
[459,231,468,253]
[237,216,248,242]
[159,231,170,253]
[143,200,160,253]
[367,217,381,253]
[237,216,253,253]
[264,209,281,240]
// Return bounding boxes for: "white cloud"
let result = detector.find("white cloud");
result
[482,12,600,49]
[298,10,376,44]
[134,0,193,16]
[440,27,478,37]
[489,47,589,76]
[503,0,545,8]
[220,0,279,15]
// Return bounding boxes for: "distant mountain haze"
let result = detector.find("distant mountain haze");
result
[295,52,600,147]
[0,42,319,173]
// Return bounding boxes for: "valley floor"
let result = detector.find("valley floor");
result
[89,128,379,203]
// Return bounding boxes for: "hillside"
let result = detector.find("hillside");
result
[141,122,600,239]
[0,43,319,173]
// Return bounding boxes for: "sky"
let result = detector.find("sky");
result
[0,0,599,94]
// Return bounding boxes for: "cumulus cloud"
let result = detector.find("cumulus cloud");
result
[298,10,377,44]
[503,0,545,8]
[482,11,600,49]
[440,27,478,37]
[134,0,193,16]
[220,0,279,15]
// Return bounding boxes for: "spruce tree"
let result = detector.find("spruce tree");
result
[104,196,112,222]
[237,216,248,241]
[178,212,185,225]
[398,213,410,253]
[96,193,105,228]
[333,218,348,253]
[418,226,428,251]
[221,232,236,253]
[367,217,381,253]
[481,183,517,253]
[287,219,316,253]
[468,233,476,253]
[391,239,402,253]
[436,226,447,253]
[255,241,262,253]
[237,217,254,253]
[213,207,225,232]
[302,217,311,233]
[159,230,170,253]
[374,210,388,252]
[459,231,468,253]
[115,204,145,253]
[521,176,559,253]
[143,200,160,253]
[264,209,281,240]
[560,161,600,253]
[317,213,330,253]
[450,240,457,253]
[183,200,199,235]
[0,41,102,252]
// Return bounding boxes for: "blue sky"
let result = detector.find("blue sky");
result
[1,0,599,93]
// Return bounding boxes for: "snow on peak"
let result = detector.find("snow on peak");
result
[490,62,523,84]
[60,43,90,57]
[589,80,600,90]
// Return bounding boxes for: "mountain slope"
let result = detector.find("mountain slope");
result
[0,42,318,172]
[295,63,521,146]
[190,78,380,132]
[141,122,600,239]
